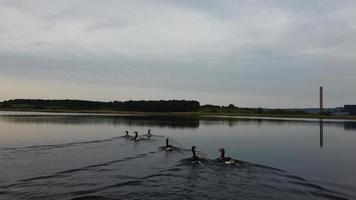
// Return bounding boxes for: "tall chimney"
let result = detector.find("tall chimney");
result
[320,86,323,114]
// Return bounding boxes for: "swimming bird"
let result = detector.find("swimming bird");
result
[191,146,201,163]
[163,138,173,151]
[144,129,152,137]
[123,130,131,138]
[131,131,141,141]
[217,148,238,165]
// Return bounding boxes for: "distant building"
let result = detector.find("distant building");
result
[344,105,356,115]
[332,111,349,116]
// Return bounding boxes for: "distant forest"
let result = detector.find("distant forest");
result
[198,104,308,115]
[0,99,200,112]
[0,99,308,115]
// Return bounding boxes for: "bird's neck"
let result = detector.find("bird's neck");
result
[220,151,225,159]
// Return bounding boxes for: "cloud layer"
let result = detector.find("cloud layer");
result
[1,0,356,107]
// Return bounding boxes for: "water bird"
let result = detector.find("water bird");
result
[131,131,141,141]
[123,130,131,138]
[217,148,238,165]
[144,129,152,138]
[162,138,173,151]
[191,146,201,163]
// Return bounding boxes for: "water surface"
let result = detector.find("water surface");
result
[0,111,355,199]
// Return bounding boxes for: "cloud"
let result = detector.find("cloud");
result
[0,0,356,107]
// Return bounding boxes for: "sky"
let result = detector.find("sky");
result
[0,0,355,108]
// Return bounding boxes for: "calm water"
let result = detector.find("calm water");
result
[1,111,356,200]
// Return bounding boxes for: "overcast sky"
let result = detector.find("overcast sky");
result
[0,0,355,108]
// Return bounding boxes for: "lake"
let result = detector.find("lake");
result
[0,111,355,199]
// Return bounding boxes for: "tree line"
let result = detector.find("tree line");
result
[0,99,200,112]
[0,99,308,115]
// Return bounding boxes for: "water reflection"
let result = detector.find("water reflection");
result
[1,114,356,132]
[320,120,324,148]
[0,115,200,129]
[344,122,356,130]
[199,117,350,129]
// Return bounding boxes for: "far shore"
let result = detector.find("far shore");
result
[1,108,356,120]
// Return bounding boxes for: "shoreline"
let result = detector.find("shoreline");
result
[1,108,356,120]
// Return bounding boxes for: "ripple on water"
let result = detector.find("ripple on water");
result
[0,137,352,200]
